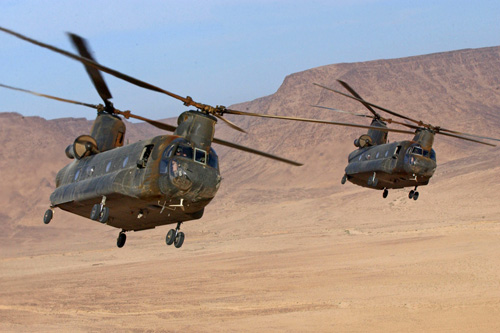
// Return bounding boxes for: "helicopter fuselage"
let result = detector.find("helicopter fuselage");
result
[51,134,221,232]
[345,140,437,190]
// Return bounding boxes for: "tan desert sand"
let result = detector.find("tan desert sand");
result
[1,47,500,332]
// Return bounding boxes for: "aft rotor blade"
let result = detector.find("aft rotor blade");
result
[214,114,247,133]
[224,108,416,135]
[436,127,500,143]
[114,109,177,132]
[311,105,372,118]
[212,137,302,166]
[0,83,98,109]
[314,82,422,125]
[437,131,496,147]
[68,33,113,103]
[337,80,380,118]
[0,27,201,108]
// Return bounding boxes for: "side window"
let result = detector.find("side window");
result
[106,161,112,172]
[194,148,207,165]
[74,169,81,181]
[137,144,154,168]
[123,156,129,168]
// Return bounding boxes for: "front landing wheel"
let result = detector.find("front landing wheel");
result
[166,229,176,246]
[174,232,185,248]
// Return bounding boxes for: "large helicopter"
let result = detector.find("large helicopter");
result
[313,80,500,200]
[1,27,408,248]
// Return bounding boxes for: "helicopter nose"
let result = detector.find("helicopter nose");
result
[169,160,193,191]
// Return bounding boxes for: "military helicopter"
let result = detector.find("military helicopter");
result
[313,80,500,200]
[1,27,408,248]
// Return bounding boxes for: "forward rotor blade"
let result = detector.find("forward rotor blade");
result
[0,83,98,109]
[214,114,247,133]
[437,131,496,147]
[68,33,113,103]
[314,82,422,125]
[212,137,302,166]
[224,108,415,135]
[0,27,201,109]
[337,80,380,118]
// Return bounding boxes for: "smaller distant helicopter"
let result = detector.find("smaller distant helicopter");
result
[313,80,500,200]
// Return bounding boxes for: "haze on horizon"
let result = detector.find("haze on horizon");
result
[1,0,499,121]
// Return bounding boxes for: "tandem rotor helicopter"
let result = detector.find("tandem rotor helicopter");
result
[1,27,403,248]
[313,80,500,200]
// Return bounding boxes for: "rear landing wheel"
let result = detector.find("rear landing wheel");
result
[117,232,126,248]
[383,189,388,199]
[413,192,420,200]
[43,209,53,224]
[409,190,415,199]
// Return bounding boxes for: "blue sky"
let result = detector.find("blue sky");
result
[1,0,499,120]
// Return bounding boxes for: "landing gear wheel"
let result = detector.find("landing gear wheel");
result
[413,192,420,201]
[98,207,110,223]
[174,232,185,248]
[43,209,53,224]
[367,178,373,186]
[117,232,127,248]
[409,190,414,199]
[90,204,101,220]
[166,229,176,246]
[341,174,347,185]
[383,189,388,199]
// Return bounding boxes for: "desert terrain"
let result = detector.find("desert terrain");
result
[1,46,500,332]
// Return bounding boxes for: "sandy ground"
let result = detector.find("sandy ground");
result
[1,174,500,332]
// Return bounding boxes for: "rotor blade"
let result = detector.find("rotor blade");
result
[337,80,380,118]
[436,127,500,143]
[0,83,98,109]
[314,83,422,125]
[214,114,247,133]
[0,27,202,109]
[68,33,113,103]
[224,108,416,135]
[212,137,302,166]
[437,131,496,147]
[311,104,421,131]
[311,105,372,118]
[114,109,177,132]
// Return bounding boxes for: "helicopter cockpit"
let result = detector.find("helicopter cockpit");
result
[159,138,219,174]
[407,144,437,162]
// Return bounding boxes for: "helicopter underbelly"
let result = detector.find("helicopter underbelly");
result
[347,171,431,190]
[56,193,209,231]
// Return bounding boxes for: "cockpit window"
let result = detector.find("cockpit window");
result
[194,148,207,165]
[208,148,219,169]
[174,145,193,159]
[412,146,423,155]
[430,149,436,161]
